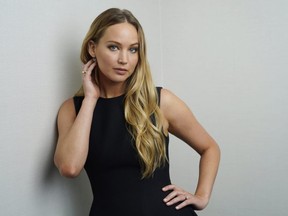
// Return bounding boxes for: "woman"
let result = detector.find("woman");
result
[54,8,220,216]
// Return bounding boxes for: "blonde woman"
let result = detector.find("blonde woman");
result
[54,8,220,216]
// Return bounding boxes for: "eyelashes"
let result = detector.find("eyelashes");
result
[129,47,138,53]
[108,45,118,51]
[107,45,138,53]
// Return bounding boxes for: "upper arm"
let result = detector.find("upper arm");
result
[160,89,216,155]
[57,98,76,142]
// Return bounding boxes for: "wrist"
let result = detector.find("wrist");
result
[192,193,210,210]
[196,192,209,204]
[83,97,98,106]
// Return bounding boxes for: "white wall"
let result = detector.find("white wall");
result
[1,0,287,215]
[0,0,162,215]
[161,1,288,216]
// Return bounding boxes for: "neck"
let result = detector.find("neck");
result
[99,82,126,98]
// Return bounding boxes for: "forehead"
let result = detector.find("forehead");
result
[100,23,138,44]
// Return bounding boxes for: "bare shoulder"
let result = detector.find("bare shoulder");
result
[159,88,175,106]
[58,98,76,118]
[160,88,217,153]
[160,88,191,120]
[57,98,76,133]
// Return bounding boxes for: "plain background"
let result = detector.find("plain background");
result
[1,0,287,215]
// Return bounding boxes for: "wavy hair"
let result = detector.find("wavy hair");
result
[77,8,167,178]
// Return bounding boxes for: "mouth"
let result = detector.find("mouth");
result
[113,67,128,75]
[113,67,128,71]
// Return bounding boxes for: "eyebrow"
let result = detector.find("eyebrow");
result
[106,40,139,46]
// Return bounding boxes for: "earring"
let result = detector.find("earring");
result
[93,57,96,62]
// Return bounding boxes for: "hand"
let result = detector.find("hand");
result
[82,59,100,99]
[162,184,209,211]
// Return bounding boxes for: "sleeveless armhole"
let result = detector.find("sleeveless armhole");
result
[156,87,169,139]
[156,86,162,106]
[150,87,162,126]
[73,96,84,115]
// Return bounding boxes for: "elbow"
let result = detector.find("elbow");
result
[54,158,82,178]
[200,141,221,159]
[209,142,221,157]
[214,143,221,158]
[210,143,221,163]
[59,165,81,178]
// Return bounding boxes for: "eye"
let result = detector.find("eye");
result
[108,45,119,51]
[129,47,138,54]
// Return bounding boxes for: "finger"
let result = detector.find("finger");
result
[163,191,175,202]
[162,184,176,191]
[175,200,190,210]
[175,195,191,210]
[82,61,96,78]
[86,62,97,76]
[165,194,187,206]
[82,59,96,74]
[163,190,183,203]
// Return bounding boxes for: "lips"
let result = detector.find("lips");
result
[113,67,128,75]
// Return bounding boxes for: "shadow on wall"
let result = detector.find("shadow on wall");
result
[39,120,92,215]
[37,43,92,215]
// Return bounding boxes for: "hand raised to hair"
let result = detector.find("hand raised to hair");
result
[82,59,100,99]
[162,184,209,211]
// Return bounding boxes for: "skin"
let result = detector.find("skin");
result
[89,22,139,98]
[54,22,220,212]
[160,89,220,210]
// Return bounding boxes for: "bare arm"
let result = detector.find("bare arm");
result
[54,59,99,178]
[161,88,220,210]
[54,97,97,177]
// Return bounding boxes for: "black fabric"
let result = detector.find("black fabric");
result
[73,87,197,216]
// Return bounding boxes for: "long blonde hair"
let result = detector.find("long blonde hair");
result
[78,8,166,178]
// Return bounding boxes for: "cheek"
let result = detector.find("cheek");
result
[131,56,139,68]
[97,53,116,70]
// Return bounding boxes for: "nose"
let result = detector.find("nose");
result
[118,51,128,65]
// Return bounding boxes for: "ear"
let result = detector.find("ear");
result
[88,40,97,58]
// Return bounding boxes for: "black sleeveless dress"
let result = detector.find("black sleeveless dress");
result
[73,87,197,216]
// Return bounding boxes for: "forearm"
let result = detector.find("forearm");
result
[194,143,221,202]
[162,143,220,211]
[54,98,97,177]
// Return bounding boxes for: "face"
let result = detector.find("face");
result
[89,22,139,86]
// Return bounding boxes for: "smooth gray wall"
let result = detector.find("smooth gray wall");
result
[0,0,163,215]
[1,0,287,216]
[161,1,288,216]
